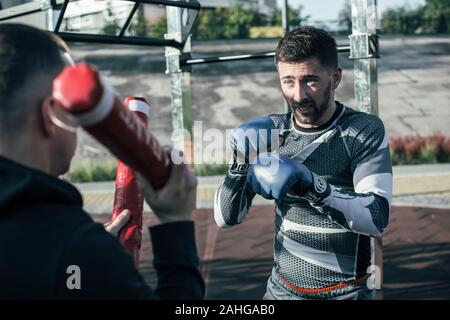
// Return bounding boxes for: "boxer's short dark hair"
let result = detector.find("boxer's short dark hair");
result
[0,23,67,135]
[275,26,338,70]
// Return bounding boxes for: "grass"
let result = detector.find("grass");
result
[67,134,450,182]
[68,158,229,182]
[194,163,229,177]
[68,158,117,183]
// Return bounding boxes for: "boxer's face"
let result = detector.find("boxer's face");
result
[277,58,341,127]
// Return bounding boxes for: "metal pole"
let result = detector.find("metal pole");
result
[165,2,194,165]
[350,0,379,114]
[281,0,289,34]
[350,0,382,299]
[281,0,289,113]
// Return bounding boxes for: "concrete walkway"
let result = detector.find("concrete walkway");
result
[75,163,450,214]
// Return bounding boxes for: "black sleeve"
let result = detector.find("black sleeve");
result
[150,221,205,299]
[55,220,204,300]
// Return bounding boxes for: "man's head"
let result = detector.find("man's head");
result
[275,26,342,128]
[0,23,76,175]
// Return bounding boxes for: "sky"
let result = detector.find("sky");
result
[276,0,426,21]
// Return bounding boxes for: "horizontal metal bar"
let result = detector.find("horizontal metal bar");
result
[57,32,182,48]
[0,1,42,21]
[185,52,275,65]
[184,45,351,66]
[138,0,201,10]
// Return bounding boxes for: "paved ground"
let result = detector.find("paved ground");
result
[91,204,450,300]
[69,35,450,158]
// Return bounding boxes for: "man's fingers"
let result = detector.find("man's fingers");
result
[137,173,156,199]
[185,170,198,190]
[116,209,131,224]
[105,209,131,236]
[168,162,188,186]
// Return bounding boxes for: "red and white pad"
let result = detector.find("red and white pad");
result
[52,63,171,190]
[111,97,149,267]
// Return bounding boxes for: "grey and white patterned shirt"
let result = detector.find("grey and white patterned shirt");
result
[214,102,392,290]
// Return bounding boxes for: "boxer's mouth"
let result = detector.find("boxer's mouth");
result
[293,104,313,114]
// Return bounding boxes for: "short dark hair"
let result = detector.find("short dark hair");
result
[0,23,68,135]
[275,26,338,70]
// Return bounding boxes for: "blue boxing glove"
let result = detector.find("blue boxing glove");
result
[247,152,330,201]
[230,116,279,165]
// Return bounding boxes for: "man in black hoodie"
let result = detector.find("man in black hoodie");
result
[0,23,204,299]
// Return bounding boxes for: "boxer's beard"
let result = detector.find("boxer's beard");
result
[289,81,332,125]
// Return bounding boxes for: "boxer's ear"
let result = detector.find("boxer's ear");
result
[40,96,56,137]
[332,67,342,90]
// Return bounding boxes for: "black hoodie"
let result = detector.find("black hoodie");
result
[0,156,204,299]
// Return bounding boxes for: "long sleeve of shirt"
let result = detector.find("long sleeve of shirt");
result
[214,163,256,228]
[307,116,393,237]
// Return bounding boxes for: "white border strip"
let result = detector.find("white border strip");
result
[69,75,116,127]
[128,99,150,117]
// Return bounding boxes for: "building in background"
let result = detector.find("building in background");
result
[0,0,277,33]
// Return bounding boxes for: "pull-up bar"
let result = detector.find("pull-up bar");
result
[183,46,351,66]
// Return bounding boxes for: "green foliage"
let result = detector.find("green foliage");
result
[194,8,228,40]
[194,163,229,176]
[381,6,425,34]
[68,159,229,182]
[224,3,263,39]
[271,5,309,28]
[68,158,117,183]
[102,1,121,35]
[148,17,167,38]
[130,8,148,37]
[424,0,450,32]
[192,2,267,40]
[381,0,449,34]
[67,134,450,183]
[338,0,352,34]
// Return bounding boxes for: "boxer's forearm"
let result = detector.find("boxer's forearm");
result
[214,163,255,228]
[307,185,391,237]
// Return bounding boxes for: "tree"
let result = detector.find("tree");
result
[148,17,167,38]
[102,1,121,35]
[224,1,262,39]
[338,0,352,34]
[381,5,425,34]
[130,7,148,36]
[424,0,450,33]
[193,8,227,40]
[271,4,310,29]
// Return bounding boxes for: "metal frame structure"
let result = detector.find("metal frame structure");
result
[0,0,200,48]
[350,0,382,298]
[0,0,382,296]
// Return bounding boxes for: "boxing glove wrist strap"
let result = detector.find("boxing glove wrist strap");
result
[303,173,331,203]
[229,161,250,175]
